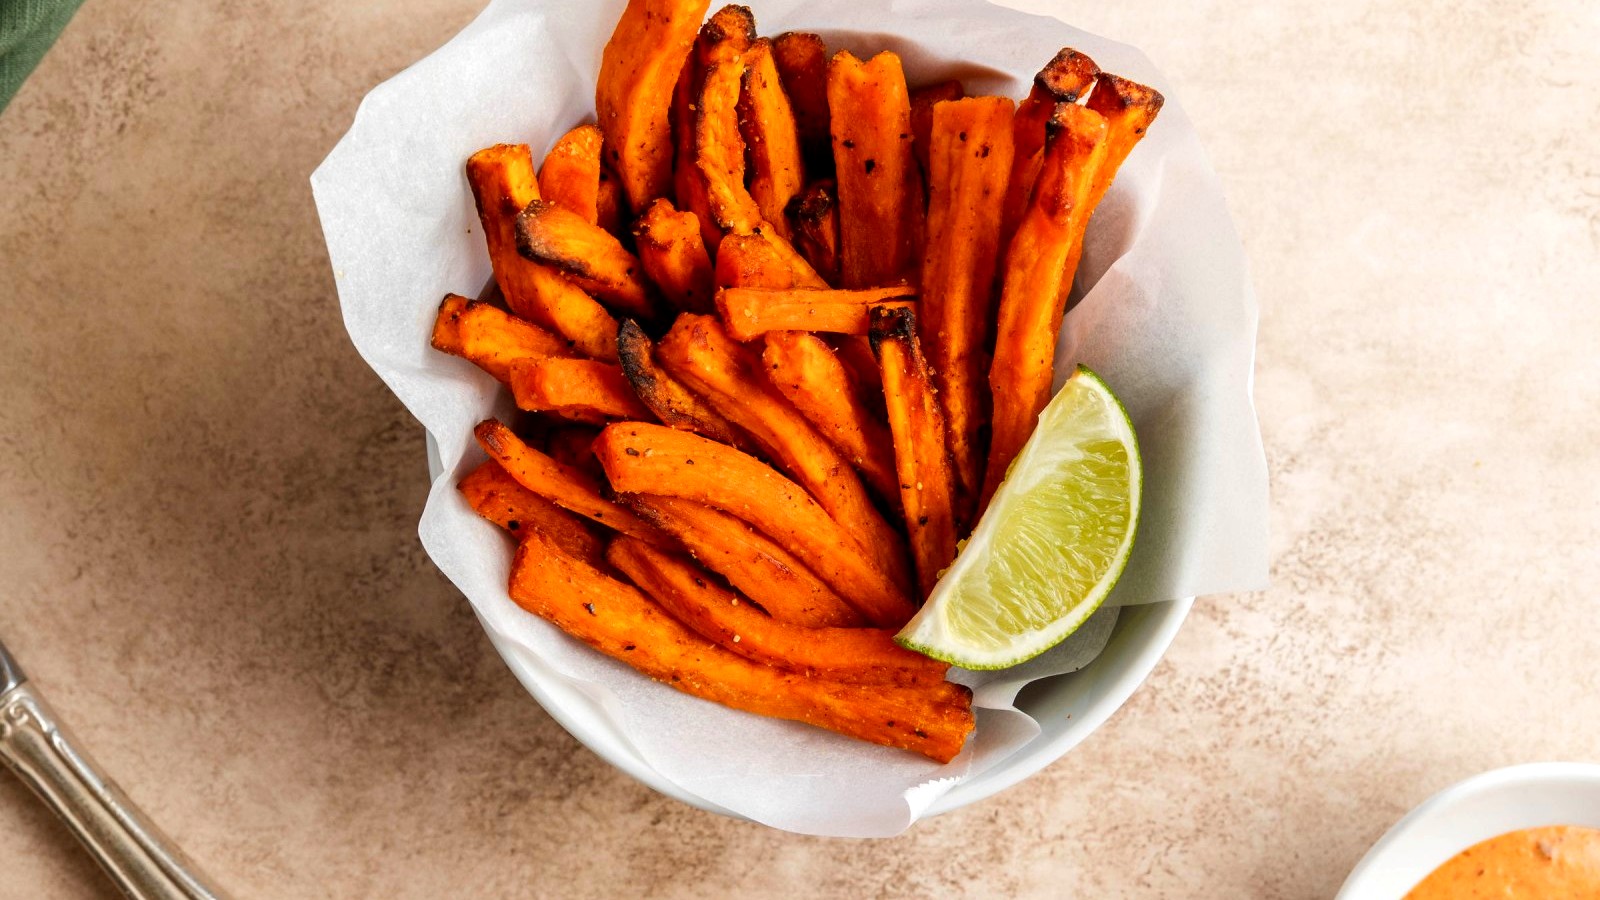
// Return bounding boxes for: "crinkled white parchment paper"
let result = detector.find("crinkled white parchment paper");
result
[311,0,1268,837]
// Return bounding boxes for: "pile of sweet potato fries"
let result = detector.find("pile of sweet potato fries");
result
[429,0,1161,763]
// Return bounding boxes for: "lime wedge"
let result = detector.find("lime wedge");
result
[896,366,1141,670]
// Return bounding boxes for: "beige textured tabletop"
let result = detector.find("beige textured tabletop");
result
[2,0,1597,897]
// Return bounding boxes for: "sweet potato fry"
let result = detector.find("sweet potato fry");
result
[430,295,574,383]
[655,315,914,595]
[633,199,715,313]
[431,294,466,353]
[761,331,898,503]
[595,0,710,210]
[594,423,916,627]
[720,285,912,310]
[785,180,840,284]
[458,459,604,564]
[722,304,915,341]
[623,494,863,628]
[544,425,605,483]
[716,286,915,340]
[475,418,666,545]
[713,233,784,290]
[871,307,959,597]
[771,32,832,177]
[509,357,653,423]
[672,61,719,251]
[999,48,1100,260]
[696,60,763,236]
[754,226,829,288]
[538,125,605,224]
[712,229,824,291]
[607,538,948,685]
[1083,72,1164,212]
[920,96,1016,523]
[616,319,752,450]
[827,50,923,288]
[909,79,964,182]
[981,104,1109,507]
[738,39,805,240]
[669,9,753,252]
[666,7,756,245]
[465,144,619,361]
[515,200,658,320]
[509,532,972,762]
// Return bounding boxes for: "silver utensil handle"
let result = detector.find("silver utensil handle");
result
[0,683,227,900]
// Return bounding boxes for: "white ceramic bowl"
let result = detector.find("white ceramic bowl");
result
[1337,762,1600,899]
[427,437,1193,819]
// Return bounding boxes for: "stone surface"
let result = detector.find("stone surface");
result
[1,0,1597,897]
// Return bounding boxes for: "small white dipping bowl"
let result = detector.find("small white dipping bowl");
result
[1337,762,1600,899]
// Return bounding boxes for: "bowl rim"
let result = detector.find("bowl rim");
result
[1336,761,1600,899]
[435,428,1194,824]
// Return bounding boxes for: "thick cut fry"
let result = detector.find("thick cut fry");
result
[871,307,959,598]
[754,226,829,288]
[761,331,898,503]
[544,425,604,483]
[594,423,916,627]
[712,230,819,291]
[909,79,964,182]
[670,9,753,252]
[1083,72,1164,213]
[465,145,619,361]
[509,357,653,423]
[475,418,666,544]
[458,460,604,563]
[616,319,752,450]
[509,533,972,762]
[607,538,947,685]
[515,200,658,320]
[771,32,832,177]
[738,39,805,240]
[920,96,1016,524]
[431,295,574,383]
[716,287,915,340]
[633,199,715,313]
[672,61,719,251]
[430,293,467,353]
[538,125,605,224]
[827,51,923,288]
[671,7,758,243]
[981,104,1109,507]
[655,315,914,595]
[998,48,1100,260]
[713,233,785,289]
[696,59,762,235]
[595,0,710,209]
[722,303,916,341]
[714,228,829,294]
[623,494,863,628]
[722,285,913,306]
[786,180,840,284]
[596,165,626,238]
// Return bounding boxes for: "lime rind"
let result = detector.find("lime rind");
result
[894,366,1141,670]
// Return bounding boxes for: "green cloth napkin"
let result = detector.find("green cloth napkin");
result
[1,0,86,114]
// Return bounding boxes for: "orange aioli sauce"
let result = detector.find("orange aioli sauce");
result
[1405,826,1600,899]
